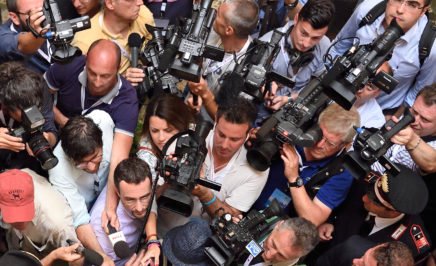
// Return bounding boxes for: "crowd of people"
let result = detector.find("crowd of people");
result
[0,0,435,265]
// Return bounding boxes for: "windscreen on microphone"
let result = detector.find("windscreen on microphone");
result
[82,248,104,266]
[66,240,104,266]
[107,223,134,259]
[128,33,143,48]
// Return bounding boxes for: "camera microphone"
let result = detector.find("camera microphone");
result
[128,32,143,68]
[107,223,134,259]
[66,240,104,265]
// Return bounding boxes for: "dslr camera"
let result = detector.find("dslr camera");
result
[10,106,58,170]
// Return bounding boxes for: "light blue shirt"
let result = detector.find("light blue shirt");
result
[49,110,113,227]
[256,21,330,125]
[329,0,436,109]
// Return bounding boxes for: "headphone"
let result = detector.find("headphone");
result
[284,26,315,69]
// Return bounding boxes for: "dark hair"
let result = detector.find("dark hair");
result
[424,0,432,6]
[61,116,103,162]
[142,94,195,152]
[416,83,436,106]
[114,157,152,191]
[216,97,256,129]
[6,0,17,12]
[298,0,335,29]
[373,241,414,266]
[88,39,122,68]
[0,62,43,111]
[224,0,259,38]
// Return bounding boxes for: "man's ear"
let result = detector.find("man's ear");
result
[104,0,116,10]
[225,25,234,36]
[9,12,21,26]
[293,12,299,25]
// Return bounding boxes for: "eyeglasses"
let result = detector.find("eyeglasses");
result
[123,196,150,208]
[319,135,342,149]
[75,152,103,170]
[388,0,426,10]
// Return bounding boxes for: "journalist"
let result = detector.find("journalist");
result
[162,216,319,266]
[0,62,57,176]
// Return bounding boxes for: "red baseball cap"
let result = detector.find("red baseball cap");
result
[0,169,35,223]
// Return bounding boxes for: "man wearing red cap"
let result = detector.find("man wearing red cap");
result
[0,169,79,261]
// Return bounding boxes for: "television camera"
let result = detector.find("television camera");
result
[158,0,225,82]
[38,0,90,63]
[158,119,221,217]
[344,108,415,179]
[205,199,282,266]
[322,19,404,110]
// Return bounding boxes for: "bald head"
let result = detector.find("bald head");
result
[86,40,120,96]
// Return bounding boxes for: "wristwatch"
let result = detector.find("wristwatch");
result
[287,177,304,188]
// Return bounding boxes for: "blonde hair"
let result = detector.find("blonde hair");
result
[318,103,360,143]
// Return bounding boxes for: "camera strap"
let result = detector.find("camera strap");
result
[304,151,346,198]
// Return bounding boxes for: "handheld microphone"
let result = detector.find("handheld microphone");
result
[107,223,134,259]
[66,240,104,266]
[128,32,143,68]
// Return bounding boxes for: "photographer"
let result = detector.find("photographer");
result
[253,103,360,226]
[0,62,57,176]
[329,0,435,112]
[158,97,269,235]
[0,0,50,73]
[162,216,319,266]
[255,0,334,126]
[187,0,259,119]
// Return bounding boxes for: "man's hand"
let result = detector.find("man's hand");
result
[101,254,115,266]
[186,93,203,113]
[318,223,334,241]
[28,7,49,36]
[142,245,161,266]
[281,144,300,182]
[53,243,83,262]
[124,67,145,87]
[101,209,120,234]
[188,77,209,98]
[125,250,146,266]
[0,127,25,152]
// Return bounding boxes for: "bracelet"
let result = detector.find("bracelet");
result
[407,138,421,152]
[147,243,161,249]
[202,194,216,207]
[146,234,157,241]
[146,239,161,248]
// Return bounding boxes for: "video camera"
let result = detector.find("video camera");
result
[158,119,221,217]
[158,0,225,82]
[205,199,282,266]
[322,19,404,110]
[247,77,329,171]
[40,0,90,63]
[9,106,58,170]
[138,25,182,98]
[229,29,295,102]
[344,108,415,179]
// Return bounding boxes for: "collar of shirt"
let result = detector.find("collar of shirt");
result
[371,213,405,234]
[78,67,122,105]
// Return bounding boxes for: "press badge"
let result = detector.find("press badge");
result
[246,240,263,257]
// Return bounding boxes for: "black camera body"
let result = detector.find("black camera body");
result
[231,29,295,102]
[205,199,282,266]
[10,106,58,170]
[160,0,224,82]
[322,19,404,110]
[139,25,182,98]
[247,77,328,171]
[41,0,90,63]
[344,108,415,179]
[158,119,221,217]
